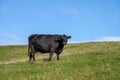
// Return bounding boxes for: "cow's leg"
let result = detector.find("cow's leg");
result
[32,52,35,61]
[29,52,32,61]
[56,53,60,60]
[30,45,36,61]
[29,52,35,61]
[49,49,54,61]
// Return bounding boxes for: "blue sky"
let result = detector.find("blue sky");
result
[0,0,120,45]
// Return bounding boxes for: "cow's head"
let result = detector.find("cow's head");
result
[60,34,71,45]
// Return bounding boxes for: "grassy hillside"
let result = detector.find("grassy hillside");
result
[0,42,120,80]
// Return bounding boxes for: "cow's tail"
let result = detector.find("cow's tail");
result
[28,41,31,57]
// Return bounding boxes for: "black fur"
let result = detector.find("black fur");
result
[28,34,71,61]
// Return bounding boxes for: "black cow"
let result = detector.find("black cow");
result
[28,34,71,61]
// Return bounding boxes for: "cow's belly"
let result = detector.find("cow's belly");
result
[34,46,50,53]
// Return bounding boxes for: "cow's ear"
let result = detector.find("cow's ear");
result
[67,36,71,39]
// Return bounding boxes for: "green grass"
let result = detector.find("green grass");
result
[0,42,120,80]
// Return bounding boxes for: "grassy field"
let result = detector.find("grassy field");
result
[0,42,120,80]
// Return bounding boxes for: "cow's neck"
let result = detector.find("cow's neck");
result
[57,43,64,51]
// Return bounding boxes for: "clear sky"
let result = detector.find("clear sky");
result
[0,0,120,45]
